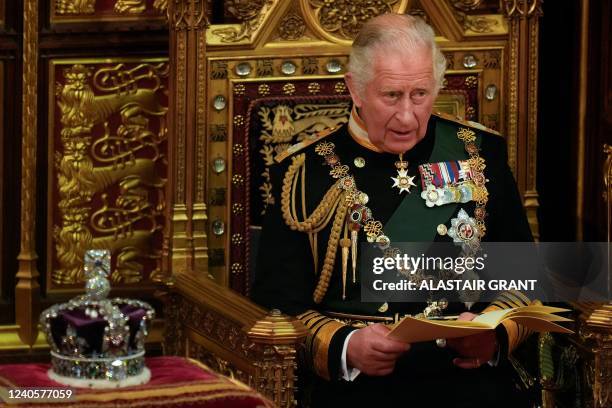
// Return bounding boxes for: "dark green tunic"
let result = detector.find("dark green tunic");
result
[252,114,533,407]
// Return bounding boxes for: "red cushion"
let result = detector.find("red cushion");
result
[0,356,274,407]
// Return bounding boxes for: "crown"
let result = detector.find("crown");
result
[40,249,155,388]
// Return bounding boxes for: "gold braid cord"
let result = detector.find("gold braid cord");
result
[281,154,349,303]
[483,290,538,355]
[313,195,349,303]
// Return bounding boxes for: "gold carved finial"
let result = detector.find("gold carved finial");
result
[247,309,309,344]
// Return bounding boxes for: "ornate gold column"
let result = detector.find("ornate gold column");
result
[164,0,209,276]
[248,310,309,408]
[503,0,542,239]
[573,303,612,408]
[15,0,41,345]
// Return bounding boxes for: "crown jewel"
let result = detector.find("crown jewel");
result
[40,250,155,388]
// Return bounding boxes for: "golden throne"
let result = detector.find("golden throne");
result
[160,1,609,407]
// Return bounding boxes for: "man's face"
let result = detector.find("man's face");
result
[347,47,437,154]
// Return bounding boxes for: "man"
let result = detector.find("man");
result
[253,14,533,407]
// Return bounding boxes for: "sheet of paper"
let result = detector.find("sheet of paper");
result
[472,305,571,326]
[386,316,492,343]
[510,316,574,334]
[386,304,573,343]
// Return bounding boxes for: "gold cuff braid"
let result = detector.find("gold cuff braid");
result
[297,310,346,381]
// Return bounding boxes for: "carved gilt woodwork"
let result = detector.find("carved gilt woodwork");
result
[16,0,41,347]
[534,148,612,408]
[164,0,210,279]
[211,0,272,43]
[164,272,307,408]
[51,0,167,23]
[571,303,612,408]
[48,59,169,290]
[302,0,408,43]
[501,0,543,239]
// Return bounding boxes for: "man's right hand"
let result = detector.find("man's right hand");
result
[346,323,410,376]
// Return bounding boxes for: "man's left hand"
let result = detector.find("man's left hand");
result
[446,312,498,369]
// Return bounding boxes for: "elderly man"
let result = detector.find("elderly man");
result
[253,13,532,407]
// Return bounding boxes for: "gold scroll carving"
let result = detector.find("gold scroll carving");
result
[211,0,272,43]
[51,61,168,286]
[449,0,485,12]
[153,0,167,13]
[457,14,499,33]
[114,0,147,14]
[56,0,96,15]
[54,0,167,17]
[306,0,401,40]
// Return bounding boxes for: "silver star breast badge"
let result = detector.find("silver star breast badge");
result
[391,169,416,194]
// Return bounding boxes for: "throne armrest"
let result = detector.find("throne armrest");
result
[161,272,308,408]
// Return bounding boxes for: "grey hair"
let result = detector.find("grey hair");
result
[347,14,446,96]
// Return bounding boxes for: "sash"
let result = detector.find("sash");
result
[384,120,483,243]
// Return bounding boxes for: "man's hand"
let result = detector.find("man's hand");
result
[446,312,498,369]
[346,323,410,376]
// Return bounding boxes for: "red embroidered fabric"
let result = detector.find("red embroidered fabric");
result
[0,356,274,407]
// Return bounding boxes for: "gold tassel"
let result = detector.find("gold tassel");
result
[351,229,358,283]
[313,192,349,304]
[340,224,351,300]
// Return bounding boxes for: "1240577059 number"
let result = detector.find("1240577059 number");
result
[1,387,74,402]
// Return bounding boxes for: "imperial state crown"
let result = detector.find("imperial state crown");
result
[39,249,155,388]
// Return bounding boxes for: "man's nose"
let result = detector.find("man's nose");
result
[394,99,418,127]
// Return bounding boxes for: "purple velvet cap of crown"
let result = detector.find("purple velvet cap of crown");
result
[49,304,146,354]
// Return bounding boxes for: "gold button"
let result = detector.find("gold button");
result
[437,224,448,235]
[358,192,369,205]
[354,157,366,168]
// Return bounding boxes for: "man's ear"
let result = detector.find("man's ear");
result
[344,72,363,108]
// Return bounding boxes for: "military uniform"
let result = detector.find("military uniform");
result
[252,107,534,407]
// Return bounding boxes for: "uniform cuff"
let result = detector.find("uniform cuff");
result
[340,330,361,381]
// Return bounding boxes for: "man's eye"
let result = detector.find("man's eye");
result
[384,92,400,99]
[412,90,428,99]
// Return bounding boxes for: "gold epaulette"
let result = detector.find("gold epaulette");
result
[433,111,502,136]
[274,126,341,163]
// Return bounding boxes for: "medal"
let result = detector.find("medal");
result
[448,209,481,251]
[421,185,441,207]
[391,153,416,193]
